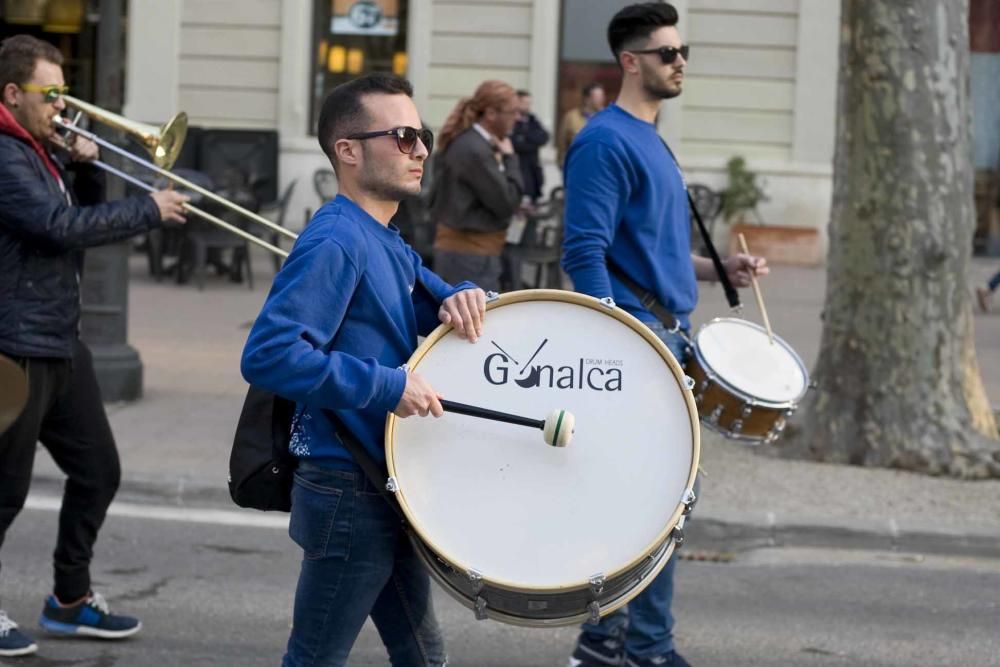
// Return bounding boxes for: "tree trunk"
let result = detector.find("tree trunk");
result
[780,0,1000,478]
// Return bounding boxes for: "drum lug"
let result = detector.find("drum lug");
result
[599,296,616,309]
[587,601,602,624]
[385,476,398,493]
[682,488,697,515]
[588,573,606,596]
[485,290,500,303]
[730,419,744,434]
[741,403,754,418]
[699,379,711,393]
[671,515,686,548]
[708,405,724,424]
[474,595,489,620]
[467,569,484,595]
[784,408,796,418]
[683,375,695,391]
[694,393,704,405]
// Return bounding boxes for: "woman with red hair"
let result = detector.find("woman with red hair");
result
[430,80,524,291]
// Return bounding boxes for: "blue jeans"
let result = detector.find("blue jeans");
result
[580,321,694,659]
[282,464,446,667]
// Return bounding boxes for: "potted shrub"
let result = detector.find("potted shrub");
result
[722,156,821,266]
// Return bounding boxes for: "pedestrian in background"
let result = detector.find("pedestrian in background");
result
[430,80,524,292]
[557,82,606,169]
[976,269,1000,312]
[511,89,550,203]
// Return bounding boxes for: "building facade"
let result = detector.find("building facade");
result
[124,0,839,253]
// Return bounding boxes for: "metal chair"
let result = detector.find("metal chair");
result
[258,179,298,271]
[504,187,566,290]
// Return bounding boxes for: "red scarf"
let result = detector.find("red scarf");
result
[0,103,62,183]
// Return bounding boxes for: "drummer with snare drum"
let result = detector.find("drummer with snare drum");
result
[560,4,767,666]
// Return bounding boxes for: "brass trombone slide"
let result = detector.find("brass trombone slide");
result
[55,96,296,257]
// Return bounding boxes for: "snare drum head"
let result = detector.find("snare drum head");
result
[694,318,807,404]
[387,291,698,590]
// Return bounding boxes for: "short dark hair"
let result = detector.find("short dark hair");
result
[516,89,531,98]
[0,35,63,91]
[317,73,413,167]
[582,82,603,99]
[607,2,679,63]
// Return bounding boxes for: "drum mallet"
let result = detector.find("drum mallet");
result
[439,399,575,448]
[737,232,775,345]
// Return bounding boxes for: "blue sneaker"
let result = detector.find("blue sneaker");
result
[0,610,38,657]
[38,592,141,639]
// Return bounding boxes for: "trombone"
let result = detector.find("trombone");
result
[54,95,298,258]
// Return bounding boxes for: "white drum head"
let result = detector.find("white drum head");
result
[387,291,698,590]
[694,318,807,404]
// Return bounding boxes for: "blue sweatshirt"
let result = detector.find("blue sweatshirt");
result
[561,104,697,329]
[241,194,477,468]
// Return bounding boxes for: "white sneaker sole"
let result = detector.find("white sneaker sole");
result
[0,642,39,656]
[39,618,142,639]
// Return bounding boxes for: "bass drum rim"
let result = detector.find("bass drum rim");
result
[385,289,700,594]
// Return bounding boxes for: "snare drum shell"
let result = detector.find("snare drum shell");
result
[685,318,808,443]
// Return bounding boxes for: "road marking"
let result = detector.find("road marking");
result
[25,495,289,529]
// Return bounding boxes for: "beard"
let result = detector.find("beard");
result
[641,68,683,100]
[357,147,422,201]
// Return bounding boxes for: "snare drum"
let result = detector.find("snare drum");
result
[385,290,699,627]
[685,318,808,443]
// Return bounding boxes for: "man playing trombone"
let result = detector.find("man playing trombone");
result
[0,34,189,658]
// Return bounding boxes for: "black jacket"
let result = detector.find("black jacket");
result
[511,113,549,201]
[430,127,523,235]
[0,133,161,359]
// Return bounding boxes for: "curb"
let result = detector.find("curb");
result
[30,473,1000,560]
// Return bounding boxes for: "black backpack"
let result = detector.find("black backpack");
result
[228,385,297,512]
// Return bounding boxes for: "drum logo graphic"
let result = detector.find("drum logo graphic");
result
[483,338,623,391]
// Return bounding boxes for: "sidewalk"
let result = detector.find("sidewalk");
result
[31,253,1000,558]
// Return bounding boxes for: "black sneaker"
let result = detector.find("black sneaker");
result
[568,632,625,666]
[625,650,691,667]
[38,592,141,639]
[0,610,38,657]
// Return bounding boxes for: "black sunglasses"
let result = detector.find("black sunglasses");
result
[346,126,434,156]
[629,44,690,65]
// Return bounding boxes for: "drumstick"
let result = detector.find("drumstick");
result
[737,233,774,345]
[439,399,574,448]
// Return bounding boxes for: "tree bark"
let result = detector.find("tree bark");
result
[780,0,1000,478]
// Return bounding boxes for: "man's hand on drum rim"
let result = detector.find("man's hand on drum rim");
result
[438,288,486,343]
[393,370,444,418]
[724,253,769,288]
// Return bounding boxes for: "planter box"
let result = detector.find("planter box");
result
[728,223,822,266]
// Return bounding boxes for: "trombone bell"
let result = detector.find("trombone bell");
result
[62,95,188,170]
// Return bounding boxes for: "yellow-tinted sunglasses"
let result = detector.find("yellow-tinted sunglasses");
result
[20,84,69,103]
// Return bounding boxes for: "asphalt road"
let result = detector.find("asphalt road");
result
[1,501,998,667]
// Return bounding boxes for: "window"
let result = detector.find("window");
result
[309,0,409,133]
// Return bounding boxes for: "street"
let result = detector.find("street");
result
[1,500,998,667]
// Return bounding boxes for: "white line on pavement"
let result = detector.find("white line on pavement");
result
[25,495,290,529]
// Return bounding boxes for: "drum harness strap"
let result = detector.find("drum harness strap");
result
[606,139,743,341]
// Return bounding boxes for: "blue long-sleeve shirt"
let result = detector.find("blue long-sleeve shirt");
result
[561,104,697,329]
[241,194,476,468]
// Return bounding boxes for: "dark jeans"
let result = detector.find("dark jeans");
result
[989,270,1000,292]
[432,249,502,293]
[0,340,121,603]
[283,464,446,667]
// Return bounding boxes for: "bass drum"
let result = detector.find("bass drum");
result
[385,290,699,627]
